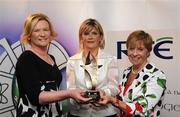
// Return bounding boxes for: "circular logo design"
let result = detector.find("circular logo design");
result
[0,38,69,116]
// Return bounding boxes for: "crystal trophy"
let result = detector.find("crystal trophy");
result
[80,52,102,101]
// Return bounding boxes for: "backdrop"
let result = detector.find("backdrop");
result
[0,0,180,117]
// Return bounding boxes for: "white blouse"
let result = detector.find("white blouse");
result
[66,49,119,116]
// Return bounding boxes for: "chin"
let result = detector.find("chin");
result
[87,46,96,49]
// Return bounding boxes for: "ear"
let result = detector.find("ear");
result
[147,52,150,57]
[50,36,53,41]
[27,35,31,40]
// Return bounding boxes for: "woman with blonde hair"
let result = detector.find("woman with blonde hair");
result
[66,18,119,117]
[15,13,90,117]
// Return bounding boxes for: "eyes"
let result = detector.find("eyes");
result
[83,31,99,36]
[33,28,50,32]
[128,47,145,52]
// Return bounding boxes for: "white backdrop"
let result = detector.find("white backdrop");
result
[0,0,180,116]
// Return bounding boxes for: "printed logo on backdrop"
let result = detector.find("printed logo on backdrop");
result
[117,37,173,59]
[162,89,180,112]
[0,38,69,116]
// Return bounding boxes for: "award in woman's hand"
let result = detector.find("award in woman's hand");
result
[80,52,102,101]
[84,90,100,101]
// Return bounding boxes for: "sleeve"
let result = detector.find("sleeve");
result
[123,71,166,116]
[16,55,42,105]
[100,57,119,96]
[66,59,76,89]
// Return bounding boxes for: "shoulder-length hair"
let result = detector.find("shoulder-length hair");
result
[79,18,105,50]
[20,13,57,45]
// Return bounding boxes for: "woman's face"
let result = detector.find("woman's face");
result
[30,20,51,48]
[127,41,149,67]
[81,28,101,50]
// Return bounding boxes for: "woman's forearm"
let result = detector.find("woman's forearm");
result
[39,90,72,104]
[109,96,127,112]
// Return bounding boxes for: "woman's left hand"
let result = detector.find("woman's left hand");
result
[97,95,110,105]
[91,90,110,106]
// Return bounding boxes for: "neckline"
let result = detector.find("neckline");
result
[131,67,139,75]
[131,61,148,75]
[28,50,54,66]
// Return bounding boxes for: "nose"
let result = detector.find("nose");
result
[88,33,94,38]
[40,31,45,36]
[132,49,138,56]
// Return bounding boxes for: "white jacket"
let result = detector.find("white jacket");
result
[66,49,119,117]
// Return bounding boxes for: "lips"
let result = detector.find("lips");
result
[87,41,94,43]
[86,40,95,44]
[38,38,48,41]
[129,56,140,62]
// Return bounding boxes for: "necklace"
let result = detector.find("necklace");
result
[131,67,138,75]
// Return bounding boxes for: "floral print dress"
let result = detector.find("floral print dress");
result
[117,63,166,117]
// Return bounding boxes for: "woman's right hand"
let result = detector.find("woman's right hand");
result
[70,89,92,104]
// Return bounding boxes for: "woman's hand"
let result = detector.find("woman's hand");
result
[97,95,111,105]
[70,89,92,104]
[91,90,110,107]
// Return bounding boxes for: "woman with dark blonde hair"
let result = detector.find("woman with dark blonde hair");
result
[66,18,119,117]
[15,13,90,117]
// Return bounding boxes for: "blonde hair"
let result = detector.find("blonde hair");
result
[20,13,57,45]
[79,18,105,50]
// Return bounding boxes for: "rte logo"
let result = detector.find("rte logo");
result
[117,37,173,59]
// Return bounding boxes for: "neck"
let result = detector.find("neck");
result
[83,48,99,58]
[30,46,54,66]
[31,47,48,57]
[132,60,147,74]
